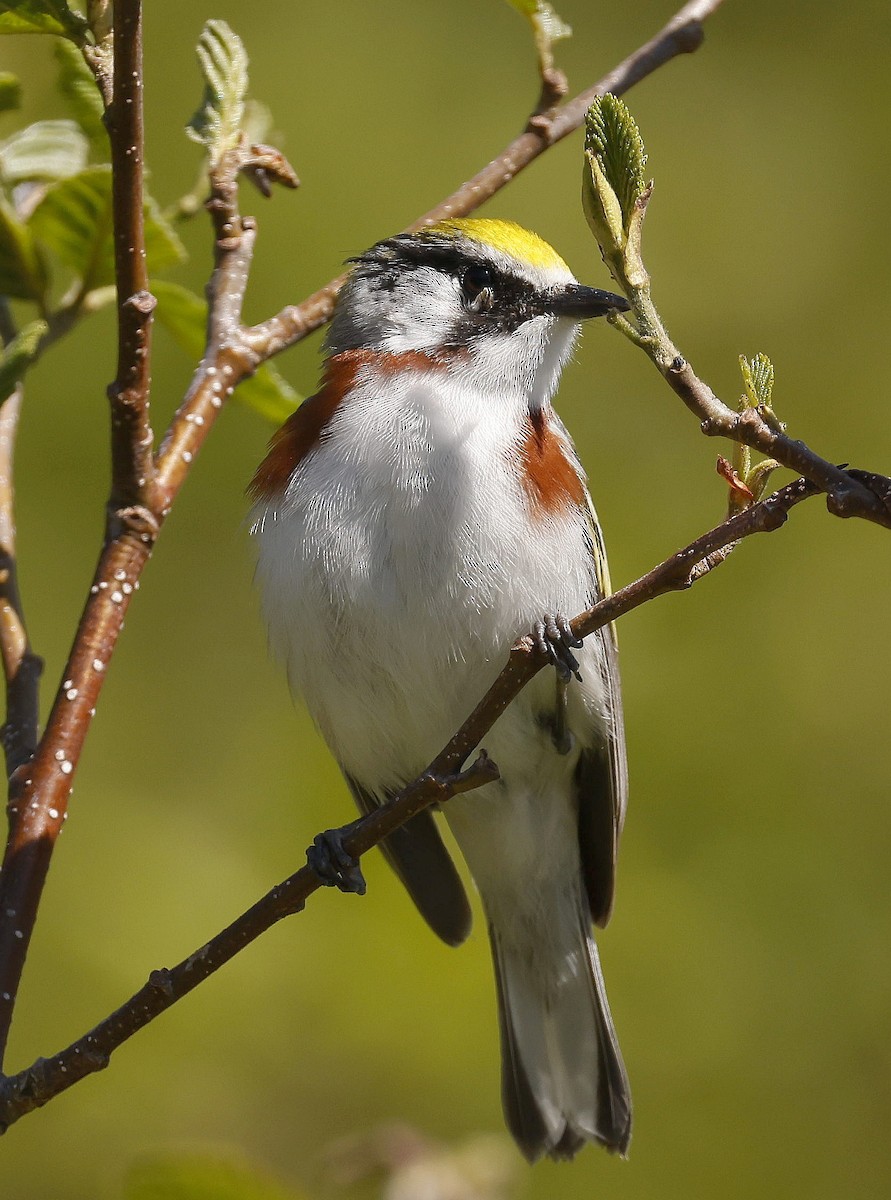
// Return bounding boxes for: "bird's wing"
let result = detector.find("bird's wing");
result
[344,773,473,947]
[576,488,629,928]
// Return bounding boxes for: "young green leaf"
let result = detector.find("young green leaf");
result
[54,40,106,157]
[0,119,88,187]
[505,0,571,73]
[739,352,775,408]
[0,73,21,115]
[28,165,185,291]
[186,20,249,167]
[0,197,46,299]
[153,281,300,425]
[0,0,88,39]
[585,94,648,229]
[0,316,46,401]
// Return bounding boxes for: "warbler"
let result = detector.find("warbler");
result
[250,218,631,1161]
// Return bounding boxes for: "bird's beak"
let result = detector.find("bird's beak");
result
[547,283,630,319]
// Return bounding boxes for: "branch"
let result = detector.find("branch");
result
[579,93,891,533]
[0,473,824,1130]
[240,0,727,361]
[664,357,891,526]
[0,0,165,1066]
[105,0,156,514]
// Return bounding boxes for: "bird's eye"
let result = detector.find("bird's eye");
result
[462,265,494,305]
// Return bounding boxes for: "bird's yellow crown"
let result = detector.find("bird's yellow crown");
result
[427,218,570,274]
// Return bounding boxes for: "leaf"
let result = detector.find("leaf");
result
[54,40,106,156]
[125,1155,307,1200]
[0,198,46,299]
[582,147,625,256]
[29,165,185,290]
[0,119,88,187]
[152,281,300,424]
[585,94,648,229]
[186,20,249,166]
[739,352,775,408]
[0,73,21,115]
[505,0,571,72]
[0,0,88,38]
[716,454,754,501]
[0,316,46,401]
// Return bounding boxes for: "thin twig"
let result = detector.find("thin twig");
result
[105,0,157,514]
[664,357,891,526]
[240,0,728,361]
[0,474,820,1130]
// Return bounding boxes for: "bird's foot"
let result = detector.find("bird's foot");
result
[535,613,583,684]
[306,820,367,895]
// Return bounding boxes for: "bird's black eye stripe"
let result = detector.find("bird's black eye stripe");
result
[462,264,494,300]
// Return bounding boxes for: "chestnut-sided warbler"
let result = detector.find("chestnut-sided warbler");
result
[250,218,631,1161]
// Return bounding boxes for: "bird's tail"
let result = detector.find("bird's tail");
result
[489,908,631,1162]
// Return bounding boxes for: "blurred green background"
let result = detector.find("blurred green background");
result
[3,0,891,1196]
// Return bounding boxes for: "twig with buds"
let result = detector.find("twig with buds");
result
[0,473,817,1131]
[581,93,891,531]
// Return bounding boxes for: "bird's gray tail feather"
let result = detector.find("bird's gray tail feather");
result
[489,913,631,1162]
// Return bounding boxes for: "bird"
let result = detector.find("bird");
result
[249,217,632,1162]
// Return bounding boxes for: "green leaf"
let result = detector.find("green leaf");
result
[54,40,106,156]
[0,198,46,299]
[582,147,625,255]
[0,73,21,115]
[153,280,300,424]
[739,352,775,408]
[29,165,185,291]
[125,1154,307,1200]
[0,0,88,38]
[186,20,249,166]
[585,94,648,229]
[0,119,88,187]
[505,0,571,72]
[0,316,46,400]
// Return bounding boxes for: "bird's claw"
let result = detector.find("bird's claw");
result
[535,613,583,683]
[307,827,367,895]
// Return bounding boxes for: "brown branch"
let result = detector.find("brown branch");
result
[105,0,156,514]
[0,473,824,1130]
[664,357,891,526]
[240,0,728,361]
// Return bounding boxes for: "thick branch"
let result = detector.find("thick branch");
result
[0,473,819,1130]
[105,0,156,512]
[241,0,727,361]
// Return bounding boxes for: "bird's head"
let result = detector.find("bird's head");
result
[327,218,629,408]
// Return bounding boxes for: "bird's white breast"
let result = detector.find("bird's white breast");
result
[252,365,604,795]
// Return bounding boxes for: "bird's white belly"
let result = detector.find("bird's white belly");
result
[252,374,603,795]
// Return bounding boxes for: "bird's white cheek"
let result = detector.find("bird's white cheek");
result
[531,317,579,410]
[465,317,580,408]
